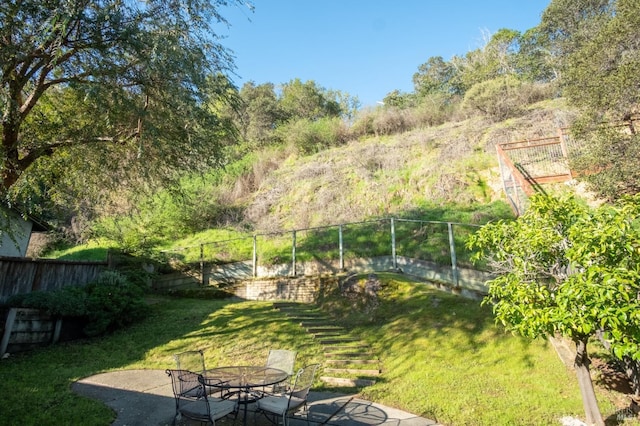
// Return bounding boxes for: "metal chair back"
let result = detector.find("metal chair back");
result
[288,363,319,409]
[173,349,206,374]
[266,349,297,375]
[166,369,236,425]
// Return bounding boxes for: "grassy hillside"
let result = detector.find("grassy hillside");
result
[240,98,575,233]
[45,97,578,260]
[155,98,577,260]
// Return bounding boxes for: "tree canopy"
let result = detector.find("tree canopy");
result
[537,0,640,200]
[468,194,640,425]
[1,0,247,215]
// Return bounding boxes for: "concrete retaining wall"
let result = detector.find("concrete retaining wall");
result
[152,256,492,302]
[226,276,341,303]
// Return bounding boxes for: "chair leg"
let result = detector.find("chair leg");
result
[304,403,310,426]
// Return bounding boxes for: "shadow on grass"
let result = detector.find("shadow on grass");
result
[0,297,321,425]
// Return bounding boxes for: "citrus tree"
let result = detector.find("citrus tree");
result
[467,194,640,425]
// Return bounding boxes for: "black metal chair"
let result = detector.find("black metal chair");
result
[264,349,297,394]
[173,349,206,373]
[255,363,320,426]
[166,369,237,426]
[173,349,227,398]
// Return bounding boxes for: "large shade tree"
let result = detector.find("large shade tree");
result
[1,0,248,217]
[468,194,640,425]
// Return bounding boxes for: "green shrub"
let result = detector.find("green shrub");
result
[350,110,376,138]
[82,271,150,336]
[276,117,347,154]
[47,286,88,317]
[5,270,149,337]
[6,285,87,317]
[161,287,233,299]
[462,75,525,121]
[414,93,461,127]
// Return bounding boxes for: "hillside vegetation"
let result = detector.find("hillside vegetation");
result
[47,97,576,262]
[5,1,638,262]
[240,99,574,233]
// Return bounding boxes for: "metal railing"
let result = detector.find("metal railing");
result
[162,218,484,288]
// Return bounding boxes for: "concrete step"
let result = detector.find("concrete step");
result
[324,352,375,358]
[312,332,345,338]
[319,376,377,387]
[305,326,344,333]
[325,359,379,365]
[274,302,378,390]
[282,311,327,320]
[323,367,382,375]
[299,321,334,327]
[323,344,371,350]
[318,337,360,344]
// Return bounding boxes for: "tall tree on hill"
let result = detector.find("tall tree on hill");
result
[412,56,460,98]
[514,27,559,83]
[279,79,342,122]
[0,0,248,215]
[539,0,640,200]
[538,0,614,81]
[449,28,523,93]
[237,82,283,147]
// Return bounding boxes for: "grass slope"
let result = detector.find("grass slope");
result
[318,274,611,425]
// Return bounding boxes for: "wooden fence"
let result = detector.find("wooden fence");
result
[496,128,581,215]
[497,117,638,216]
[0,256,109,304]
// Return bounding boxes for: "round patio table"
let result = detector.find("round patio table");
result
[202,366,289,425]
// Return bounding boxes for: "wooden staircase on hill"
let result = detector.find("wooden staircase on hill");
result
[272,302,381,389]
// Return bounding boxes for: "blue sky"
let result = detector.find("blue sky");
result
[220,1,550,107]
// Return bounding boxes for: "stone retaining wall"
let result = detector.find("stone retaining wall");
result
[226,276,341,303]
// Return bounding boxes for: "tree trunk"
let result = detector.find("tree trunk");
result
[574,338,604,426]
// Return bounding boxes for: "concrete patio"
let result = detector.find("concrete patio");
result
[72,369,441,426]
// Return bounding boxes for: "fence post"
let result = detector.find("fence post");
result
[558,127,573,179]
[200,244,205,286]
[391,217,397,270]
[292,230,297,277]
[252,235,257,278]
[448,222,459,287]
[339,225,344,271]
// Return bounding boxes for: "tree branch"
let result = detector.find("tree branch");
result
[16,129,141,172]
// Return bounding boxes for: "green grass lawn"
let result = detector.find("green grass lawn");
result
[322,275,610,425]
[0,275,632,425]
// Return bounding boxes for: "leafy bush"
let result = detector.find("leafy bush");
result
[7,285,87,317]
[414,93,461,127]
[82,270,149,336]
[6,270,149,337]
[276,117,347,154]
[161,287,233,299]
[371,107,415,136]
[462,76,525,121]
[350,109,376,138]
